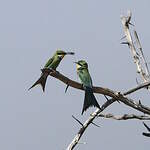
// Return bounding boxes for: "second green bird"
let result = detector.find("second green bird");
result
[29,50,74,92]
[75,60,101,114]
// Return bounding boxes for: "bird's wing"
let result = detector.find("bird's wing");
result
[44,57,54,68]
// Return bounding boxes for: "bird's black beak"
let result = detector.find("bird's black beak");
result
[65,52,75,55]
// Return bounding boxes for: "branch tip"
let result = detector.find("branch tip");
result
[143,122,150,132]
[104,95,109,101]
[72,115,83,127]
[120,41,130,46]
[139,100,142,105]
[142,132,150,137]
[65,84,69,93]
[91,122,100,128]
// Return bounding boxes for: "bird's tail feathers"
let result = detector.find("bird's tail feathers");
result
[28,73,48,92]
[82,87,100,115]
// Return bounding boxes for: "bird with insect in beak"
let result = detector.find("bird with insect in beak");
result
[28,50,75,92]
[75,60,101,114]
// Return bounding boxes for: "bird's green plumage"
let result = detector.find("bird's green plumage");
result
[44,57,53,68]
[76,60,100,114]
[29,50,74,92]
[44,50,66,69]
[77,60,92,88]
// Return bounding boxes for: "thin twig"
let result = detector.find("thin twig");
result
[91,122,100,128]
[123,80,150,95]
[104,95,109,101]
[134,30,150,77]
[143,122,150,132]
[72,115,83,126]
[143,122,150,137]
[142,132,150,137]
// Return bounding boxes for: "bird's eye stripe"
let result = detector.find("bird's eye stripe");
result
[78,63,82,66]
[57,52,65,55]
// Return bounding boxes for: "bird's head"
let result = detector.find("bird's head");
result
[55,49,75,59]
[74,60,88,70]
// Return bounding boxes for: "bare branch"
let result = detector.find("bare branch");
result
[134,30,150,77]
[119,95,150,115]
[66,99,115,150]
[66,91,150,149]
[41,68,150,116]
[121,10,150,93]
[123,80,150,95]
[41,68,150,149]
[98,113,150,120]
[121,11,148,82]
[42,68,150,97]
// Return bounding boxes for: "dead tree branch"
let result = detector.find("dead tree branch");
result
[134,30,150,77]
[41,68,150,115]
[66,86,150,149]
[65,11,150,149]
[41,68,119,98]
[66,101,114,150]
[121,10,150,83]
[40,69,150,149]
[42,68,150,115]
[120,9,150,142]
[42,68,150,99]
[98,113,150,120]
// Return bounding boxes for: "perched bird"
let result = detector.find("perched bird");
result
[28,50,74,92]
[75,60,101,114]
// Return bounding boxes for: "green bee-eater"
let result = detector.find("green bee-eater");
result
[75,60,101,114]
[29,50,74,92]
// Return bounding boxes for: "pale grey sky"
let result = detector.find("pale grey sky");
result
[0,0,150,149]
